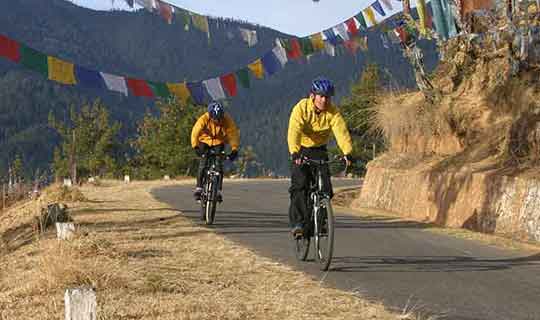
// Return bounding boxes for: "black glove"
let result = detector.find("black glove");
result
[343,154,354,164]
[193,147,203,157]
[290,153,301,161]
[228,150,238,161]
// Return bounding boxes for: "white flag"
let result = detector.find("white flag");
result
[100,72,128,96]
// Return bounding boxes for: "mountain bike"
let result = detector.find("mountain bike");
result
[294,156,347,271]
[199,149,229,225]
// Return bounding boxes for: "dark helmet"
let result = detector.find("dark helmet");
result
[207,101,225,120]
[311,77,335,97]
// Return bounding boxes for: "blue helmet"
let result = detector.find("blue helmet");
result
[311,77,335,97]
[208,101,225,120]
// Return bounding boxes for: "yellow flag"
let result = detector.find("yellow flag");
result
[416,0,428,37]
[48,56,76,85]
[363,7,377,26]
[191,13,210,38]
[310,33,325,51]
[167,82,191,104]
[248,59,264,79]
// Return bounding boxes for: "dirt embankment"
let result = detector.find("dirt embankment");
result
[357,16,540,243]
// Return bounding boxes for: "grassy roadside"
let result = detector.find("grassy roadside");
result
[332,187,540,253]
[0,180,413,320]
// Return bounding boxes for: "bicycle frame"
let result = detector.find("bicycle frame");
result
[295,156,345,271]
[200,150,226,225]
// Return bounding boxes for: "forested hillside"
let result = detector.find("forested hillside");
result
[0,0,438,177]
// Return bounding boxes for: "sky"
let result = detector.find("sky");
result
[69,0,403,37]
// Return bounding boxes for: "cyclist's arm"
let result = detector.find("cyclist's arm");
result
[330,112,353,156]
[223,113,240,151]
[287,103,304,154]
[191,114,207,148]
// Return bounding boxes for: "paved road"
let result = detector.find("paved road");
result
[152,179,540,320]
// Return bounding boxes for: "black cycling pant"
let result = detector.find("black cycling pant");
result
[288,146,333,228]
[196,143,224,189]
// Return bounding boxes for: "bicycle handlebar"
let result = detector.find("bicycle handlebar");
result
[300,155,347,166]
[201,151,233,161]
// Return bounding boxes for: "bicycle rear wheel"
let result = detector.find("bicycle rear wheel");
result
[314,199,334,271]
[205,178,218,225]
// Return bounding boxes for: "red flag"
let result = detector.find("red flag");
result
[127,78,154,97]
[286,38,302,60]
[343,40,359,55]
[0,35,20,62]
[345,18,359,36]
[220,73,237,97]
[157,0,173,24]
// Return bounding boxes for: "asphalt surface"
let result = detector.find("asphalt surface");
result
[152,179,540,320]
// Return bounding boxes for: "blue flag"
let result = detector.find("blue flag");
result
[75,65,105,89]
[372,0,387,16]
[187,82,206,105]
[261,50,281,76]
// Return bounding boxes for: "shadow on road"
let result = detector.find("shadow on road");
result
[330,253,540,273]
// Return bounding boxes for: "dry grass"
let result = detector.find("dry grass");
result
[0,180,412,320]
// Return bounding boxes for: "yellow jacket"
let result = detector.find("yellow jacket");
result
[191,112,240,150]
[288,98,353,155]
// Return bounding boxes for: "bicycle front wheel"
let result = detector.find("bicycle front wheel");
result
[294,235,310,261]
[314,198,334,271]
[205,178,218,225]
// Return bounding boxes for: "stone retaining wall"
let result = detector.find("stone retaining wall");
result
[353,166,540,242]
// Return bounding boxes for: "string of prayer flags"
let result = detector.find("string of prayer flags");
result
[1,0,443,104]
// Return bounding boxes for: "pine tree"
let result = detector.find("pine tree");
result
[49,99,121,181]
[131,98,202,179]
[336,63,386,175]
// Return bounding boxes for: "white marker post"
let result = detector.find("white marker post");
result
[65,287,96,320]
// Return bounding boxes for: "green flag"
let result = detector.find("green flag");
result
[299,38,314,56]
[355,13,367,30]
[20,45,48,77]
[235,68,250,89]
[148,81,170,98]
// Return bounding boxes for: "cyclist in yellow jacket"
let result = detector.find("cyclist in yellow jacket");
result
[287,77,353,238]
[191,101,240,201]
